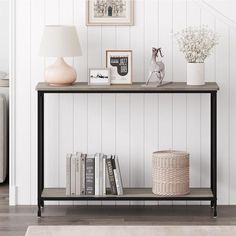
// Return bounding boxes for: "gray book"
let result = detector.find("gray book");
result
[80,154,86,195]
[71,154,77,195]
[113,156,124,195]
[66,153,72,196]
[106,156,117,195]
[85,154,95,195]
[75,152,82,195]
[103,155,107,195]
[95,153,100,196]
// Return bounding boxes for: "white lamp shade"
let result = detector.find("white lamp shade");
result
[39,25,82,57]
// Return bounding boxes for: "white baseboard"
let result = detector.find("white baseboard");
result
[9,185,17,206]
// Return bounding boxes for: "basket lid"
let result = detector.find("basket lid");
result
[153,150,189,158]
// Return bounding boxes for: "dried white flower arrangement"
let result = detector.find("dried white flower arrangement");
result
[175,26,219,63]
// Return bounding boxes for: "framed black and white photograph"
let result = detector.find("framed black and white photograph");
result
[88,68,111,85]
[106,50,132,85]
[86,0,134,26]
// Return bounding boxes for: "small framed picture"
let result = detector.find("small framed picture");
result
[88,68,111,85]
[106,50,132,84]
[86,0,134,26]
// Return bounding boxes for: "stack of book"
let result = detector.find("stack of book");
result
[66,153,123,196]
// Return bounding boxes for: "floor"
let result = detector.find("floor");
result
[0,185,236,236]
[0,204,236,236]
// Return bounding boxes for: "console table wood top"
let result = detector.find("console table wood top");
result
[36,82,219,93]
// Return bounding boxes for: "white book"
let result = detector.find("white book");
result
[66,153,72,196]
[71,154,77,195]
[99,154,104,195]
[103,155,107,195]
[75,152,82,195]
[94,153,100,196]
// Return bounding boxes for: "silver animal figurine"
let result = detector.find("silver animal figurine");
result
[146,48,165,86]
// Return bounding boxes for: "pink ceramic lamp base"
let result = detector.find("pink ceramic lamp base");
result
[45,57,77,86]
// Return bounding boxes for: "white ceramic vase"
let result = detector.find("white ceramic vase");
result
[187,63,205,86]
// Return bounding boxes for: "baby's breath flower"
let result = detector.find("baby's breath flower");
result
[175,26,219,63]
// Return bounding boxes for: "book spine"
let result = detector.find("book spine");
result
[106,157,117,195]
[113,156,124,195]
[66,154,72,196]
[95,154,100,196]
[80,154,86,195]
[103,155,107,195]
[85,156,95,195]
[71,155,76,195]
[75,153,82,195]
[99,154,103,195]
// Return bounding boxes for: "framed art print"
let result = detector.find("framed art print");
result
[86,0,134,26]
[106,50,132,84]
[88,68,111,85]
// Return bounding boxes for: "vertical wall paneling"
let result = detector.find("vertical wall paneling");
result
[144,0,159,81]
[101,94,116,205]
[44,0,60,206]
[200,7,215,205]
[115,9,131,207]
[144,0,159,206]
[101,26,116,67]
[216,21,230,205]
[87,9,102,205]
[157,0,174,206]
[73,0,88,204]
[229,29,236,204]
[30,0,44,205]
[158,95,173,205]
[101,26,116,204]
[59,0,75,206]
[158,0,174,206]
[130,0,145,83]
[130,94,144,205]
[13,0,236,206]
[172,0,187,205]
[144,94,158,205]
[59,95,74,206]
[74,94,88,205]
[129,0,145,205]
[15,0,31,204]
[159,0,173,83]
[116,94,130,205]
[186,0,201,205]
[87,94,102,205]
[74,0,88,82]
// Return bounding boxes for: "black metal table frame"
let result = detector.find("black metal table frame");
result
[37,88,217,218]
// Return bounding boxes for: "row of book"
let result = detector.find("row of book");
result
[66,152,124,196]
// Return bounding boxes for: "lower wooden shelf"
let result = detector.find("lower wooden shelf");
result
[41,187,213,201]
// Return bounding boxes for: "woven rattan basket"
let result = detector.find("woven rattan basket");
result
[152,150,190,196]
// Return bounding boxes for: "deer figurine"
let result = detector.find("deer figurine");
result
[146,48,165,86]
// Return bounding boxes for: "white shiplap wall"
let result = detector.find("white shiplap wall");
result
[14,0,236,205]
[0,0,9,72]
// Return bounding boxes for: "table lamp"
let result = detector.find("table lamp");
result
[39,25,82,86]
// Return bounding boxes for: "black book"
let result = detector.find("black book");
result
[85,155,95,195]
[106,156,117,195]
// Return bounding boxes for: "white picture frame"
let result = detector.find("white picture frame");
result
[86,0,134,26]
[106,50,132,85]
[88,68,111,85]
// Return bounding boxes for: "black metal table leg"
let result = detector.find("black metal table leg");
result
[211,92,217,217]
[38,92,44,217]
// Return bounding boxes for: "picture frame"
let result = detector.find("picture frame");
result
[86,0,134,26]
[106,50,132,85]
[88,68,111,85]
